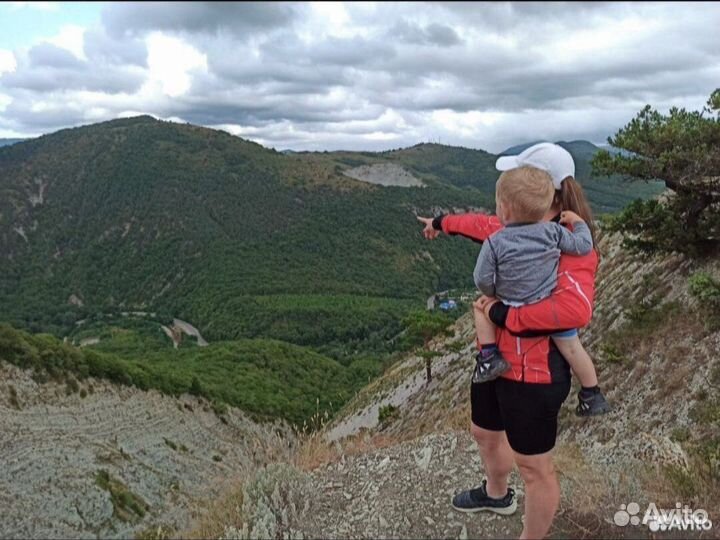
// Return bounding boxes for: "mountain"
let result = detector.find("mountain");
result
[499,139,663,214]
[499,139,599,156]
[0,117,666,428]
[498,140,545,156]
[0,119,663,345]
[0,138,25,148]
[0,117,487,346]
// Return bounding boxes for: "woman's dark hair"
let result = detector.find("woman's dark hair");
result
[555,176,597,247]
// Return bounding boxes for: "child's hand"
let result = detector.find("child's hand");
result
[560,211,584,225]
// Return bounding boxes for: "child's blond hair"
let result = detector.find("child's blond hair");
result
[496,166,555,223]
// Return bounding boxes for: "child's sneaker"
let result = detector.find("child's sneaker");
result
[472,349,510,384]
[575,387,611,416]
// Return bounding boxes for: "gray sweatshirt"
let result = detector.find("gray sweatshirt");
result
[473,221,593,305]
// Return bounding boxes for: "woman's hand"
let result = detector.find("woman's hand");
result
[474,295,499,318]
[416,216,440,240]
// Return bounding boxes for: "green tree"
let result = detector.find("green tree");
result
[189,376,203,397]
[592,88,720,255]
[402,310,452,383]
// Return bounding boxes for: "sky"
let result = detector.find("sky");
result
[0,1,718,153]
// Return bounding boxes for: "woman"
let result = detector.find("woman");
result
[417,143,599,540]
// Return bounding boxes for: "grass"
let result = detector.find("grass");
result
[184,484,244,540]
[163,438,178,451]
[135,525,174,540]
[7,384,20,409]
[95,470,148,522]
[598,289,681,370]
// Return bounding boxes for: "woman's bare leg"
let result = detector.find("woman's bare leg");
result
[514,449,560,539]
[471,422,514,498]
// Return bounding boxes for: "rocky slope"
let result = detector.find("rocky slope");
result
[343,163,424,187]
[0,362,294,539]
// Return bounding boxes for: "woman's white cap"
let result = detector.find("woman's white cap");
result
[495,142,575,190]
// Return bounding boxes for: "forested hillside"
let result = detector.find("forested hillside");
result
[0,116,485,346]
[0,116,664,424]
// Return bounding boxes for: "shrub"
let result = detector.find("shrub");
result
[378,404,399,425]
[8,384,20,409]
[688,272,720,329]
[211,400,228,417]
[163,438,178,451]
[95,470,148,522]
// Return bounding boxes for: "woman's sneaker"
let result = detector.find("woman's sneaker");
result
[575,388,611,417]
[451,479,517,515]
[472,350,510,383]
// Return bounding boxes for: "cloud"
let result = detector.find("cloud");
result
[83,28,148,67]
[2,43,145,94]
[390,20,463,47]
[0,50,17,75]
[46,25,87,60]
[101,1,298,37]
[9,1,59,12]
[145,33,207,97]
[0,1,718,152]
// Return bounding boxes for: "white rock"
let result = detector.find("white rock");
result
[415,446,433,471]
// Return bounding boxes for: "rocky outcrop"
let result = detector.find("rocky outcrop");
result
[0,363,293,539]
[343,163,424,187]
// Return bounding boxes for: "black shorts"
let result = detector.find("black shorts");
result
[471,377,571,455]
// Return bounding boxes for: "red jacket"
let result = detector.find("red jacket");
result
[441,213,599,384]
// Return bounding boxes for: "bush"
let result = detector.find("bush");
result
[7,384,20,409]
[689,272,720,302]
[688,272,720,329]
[378,404,399,425]
[95,470,148,522]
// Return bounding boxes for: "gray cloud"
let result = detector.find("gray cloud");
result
[2,43,145,94]
[28,43,83,68]
[0,1,718,152]
[83,28,148,67]
[102,1,298,37]
[390,20,462,47]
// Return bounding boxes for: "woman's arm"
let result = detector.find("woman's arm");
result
[485,250,599,336]
[417,213,503,243]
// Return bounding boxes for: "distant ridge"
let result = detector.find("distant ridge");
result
[0,138,26,148]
